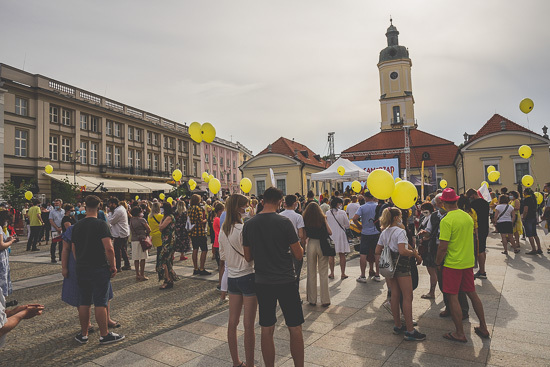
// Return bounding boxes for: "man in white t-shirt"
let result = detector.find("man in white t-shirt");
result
[279,195,306,287]
[346,195,360,220]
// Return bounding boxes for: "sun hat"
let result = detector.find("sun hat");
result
[440,188,460,202]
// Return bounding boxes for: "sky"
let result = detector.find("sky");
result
[2,0,550,157]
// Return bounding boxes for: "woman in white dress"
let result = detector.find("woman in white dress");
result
[326,197,350,279]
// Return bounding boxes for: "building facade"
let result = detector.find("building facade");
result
[241,137,327,196]
[456,114,550,193]
[0,63,203,198]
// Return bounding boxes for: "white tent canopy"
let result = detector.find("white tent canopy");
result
[310,157,369,182]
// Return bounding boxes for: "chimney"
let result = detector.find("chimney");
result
[463,132,469,143]
[543,125,548,139]
[268,144,272,153]
[500,120,506,130]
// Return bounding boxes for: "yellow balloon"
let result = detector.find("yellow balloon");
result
[172,169,183,182]
[159,193,165,200]
[202,172,209,180]
[240,178,252,193]
[519,98,534,114]
[391,181,418,209]
[167,197,173,204]
[208,174,214,182]
[486,165,496,174]
[45,164,53,174]
[395,177,402,183]
[209,178,221,194]
[522,174,534,187]
[481,181,489,187]
[488,171,500,182]
[189,122,202,143]
[135,196,139,201]
[190,183,197,191]
[351,181,362,193]
[535,192,543,205]
[367,169,395,200]
[189,179,196,186]
[337,166,345,176]
[440,179,448,189]
[201,122,216,144]
[518,145,532,159]
[24,191,33,200]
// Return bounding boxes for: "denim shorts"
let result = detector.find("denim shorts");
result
[76,267,112,307]
[523,218,537,237]
[227,273,256,297]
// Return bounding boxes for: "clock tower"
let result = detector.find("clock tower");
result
[378,19,416,131]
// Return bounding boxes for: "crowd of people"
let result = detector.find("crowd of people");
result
[0,181,549,365]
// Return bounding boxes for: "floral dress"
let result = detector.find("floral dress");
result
[174,212,191,253]
[156,215,179,282]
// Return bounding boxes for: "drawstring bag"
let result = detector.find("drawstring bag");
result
[379,231,398,278]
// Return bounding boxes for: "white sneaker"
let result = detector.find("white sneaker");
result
[356,276,367,283]
[372,275,382,282]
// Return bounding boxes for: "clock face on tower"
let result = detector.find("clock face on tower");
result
[390,71,398,80]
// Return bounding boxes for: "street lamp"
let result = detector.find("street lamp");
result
[68,151,81,185]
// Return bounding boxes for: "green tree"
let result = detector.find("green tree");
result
[0,180,34,210]
[51,176,79,204]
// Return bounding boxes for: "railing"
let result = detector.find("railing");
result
[99,165,173,178]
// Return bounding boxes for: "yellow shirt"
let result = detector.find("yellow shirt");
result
[439,209,475,269]
[469,208,478,230]
[28,206,42,227]
[148,213,164,247]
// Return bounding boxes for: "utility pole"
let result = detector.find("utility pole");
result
[328,132,335,163]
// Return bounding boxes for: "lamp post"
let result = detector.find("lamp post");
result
[68,151,81,185]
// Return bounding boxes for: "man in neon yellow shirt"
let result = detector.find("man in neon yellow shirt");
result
[436,188,489,343]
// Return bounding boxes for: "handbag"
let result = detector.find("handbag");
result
[131,219,152,252]
[329,210,356,240]
[185,216,195,232]
[379,229,399,278]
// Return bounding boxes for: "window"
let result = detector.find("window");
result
[114,123,121,137]
[49,136,58,161]
[227,159,230,167]
[106,120,113,135]
[193,161,198,177]
[80,114,88,130]
[49,106,59,123]
[61,138,71,162]
[483,163,500,184]
[256,180,266,195]
[114,147,121,168]
[90,143,98,165]
[213,170,217,178]
[147,131,152,145]
[276,179,286,195]
[62,109,71,126]
[164,156,168,171]
[147,152,152,169]
[205,154,209,162]
[233,173,236,182]
[80,141,88,164]
[153,133,159,146]
[515,162,530,183]
[164,136,168,148]
[233,161,236,169]
[135,151,141,169]
[220,157,224,167]
[182,141,188,153]
[392,106,401,124]
[182,160,188,175]
[128,126,134,141]
[90,116,99,132]
[15,97,28,116]
[106,145,113,167]
[135,129,141,142]
[213,156,217,164]
[153,154,159,171]
[193,143,198,155]
[169,138,174,149]
[15,129,28,157]
[128,149,133,167]
[169,156,174,171]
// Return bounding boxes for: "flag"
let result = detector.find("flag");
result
[478,184,491,202]
[269,168,276,187]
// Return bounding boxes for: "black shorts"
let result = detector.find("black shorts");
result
[255,281,304,327]
[478,231,488,253]
[523,218,537,237]
[496,222,513,234]
[191,236,208,251]
[228,273,256,296]
[360,234,379,256]
[76,267,111,307]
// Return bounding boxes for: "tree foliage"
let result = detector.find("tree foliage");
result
[0,180,34,210]
[51,176,80,204]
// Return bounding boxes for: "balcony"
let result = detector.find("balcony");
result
[99,165,173,178]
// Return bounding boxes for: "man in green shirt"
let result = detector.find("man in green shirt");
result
[436,188,489,343]
[26,199,43,251]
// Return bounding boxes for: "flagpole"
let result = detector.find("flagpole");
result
[421,160,425,201]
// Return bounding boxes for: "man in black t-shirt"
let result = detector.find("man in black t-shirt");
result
[243,187,304,367]
[71,195,125,345]
[467,189,490,279]
[523,188,542,255]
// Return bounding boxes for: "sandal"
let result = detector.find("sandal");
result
[474,326,490,339]
[341,275,348,280]
[513,249,520,254]
[328,275,335,279]
[108,322,121,328]
[233,362,245,367]
[421,294,435,299]
[443,332,467,343]
[501,251,508,255]
[159,281,173,290]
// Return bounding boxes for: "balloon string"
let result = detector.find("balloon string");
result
[525,114,540,191]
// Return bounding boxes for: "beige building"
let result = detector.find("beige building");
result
[240,137,327,196]
[456,114,550,193]
[0,63,203,198]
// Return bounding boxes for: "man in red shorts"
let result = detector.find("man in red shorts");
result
[435,188,490,343]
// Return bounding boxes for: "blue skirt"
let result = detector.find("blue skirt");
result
[62,253,113,307]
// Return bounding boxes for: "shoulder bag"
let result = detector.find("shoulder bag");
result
[497,205,510,221]
[185,215,195,232]
[320,226,336,257]
[330,209,356,240]
[131,219,152,252]
[378,229,399,278]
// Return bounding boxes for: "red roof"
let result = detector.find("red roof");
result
[342,128,458,168]
[258,137,327,168]
[466,113,539,144]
